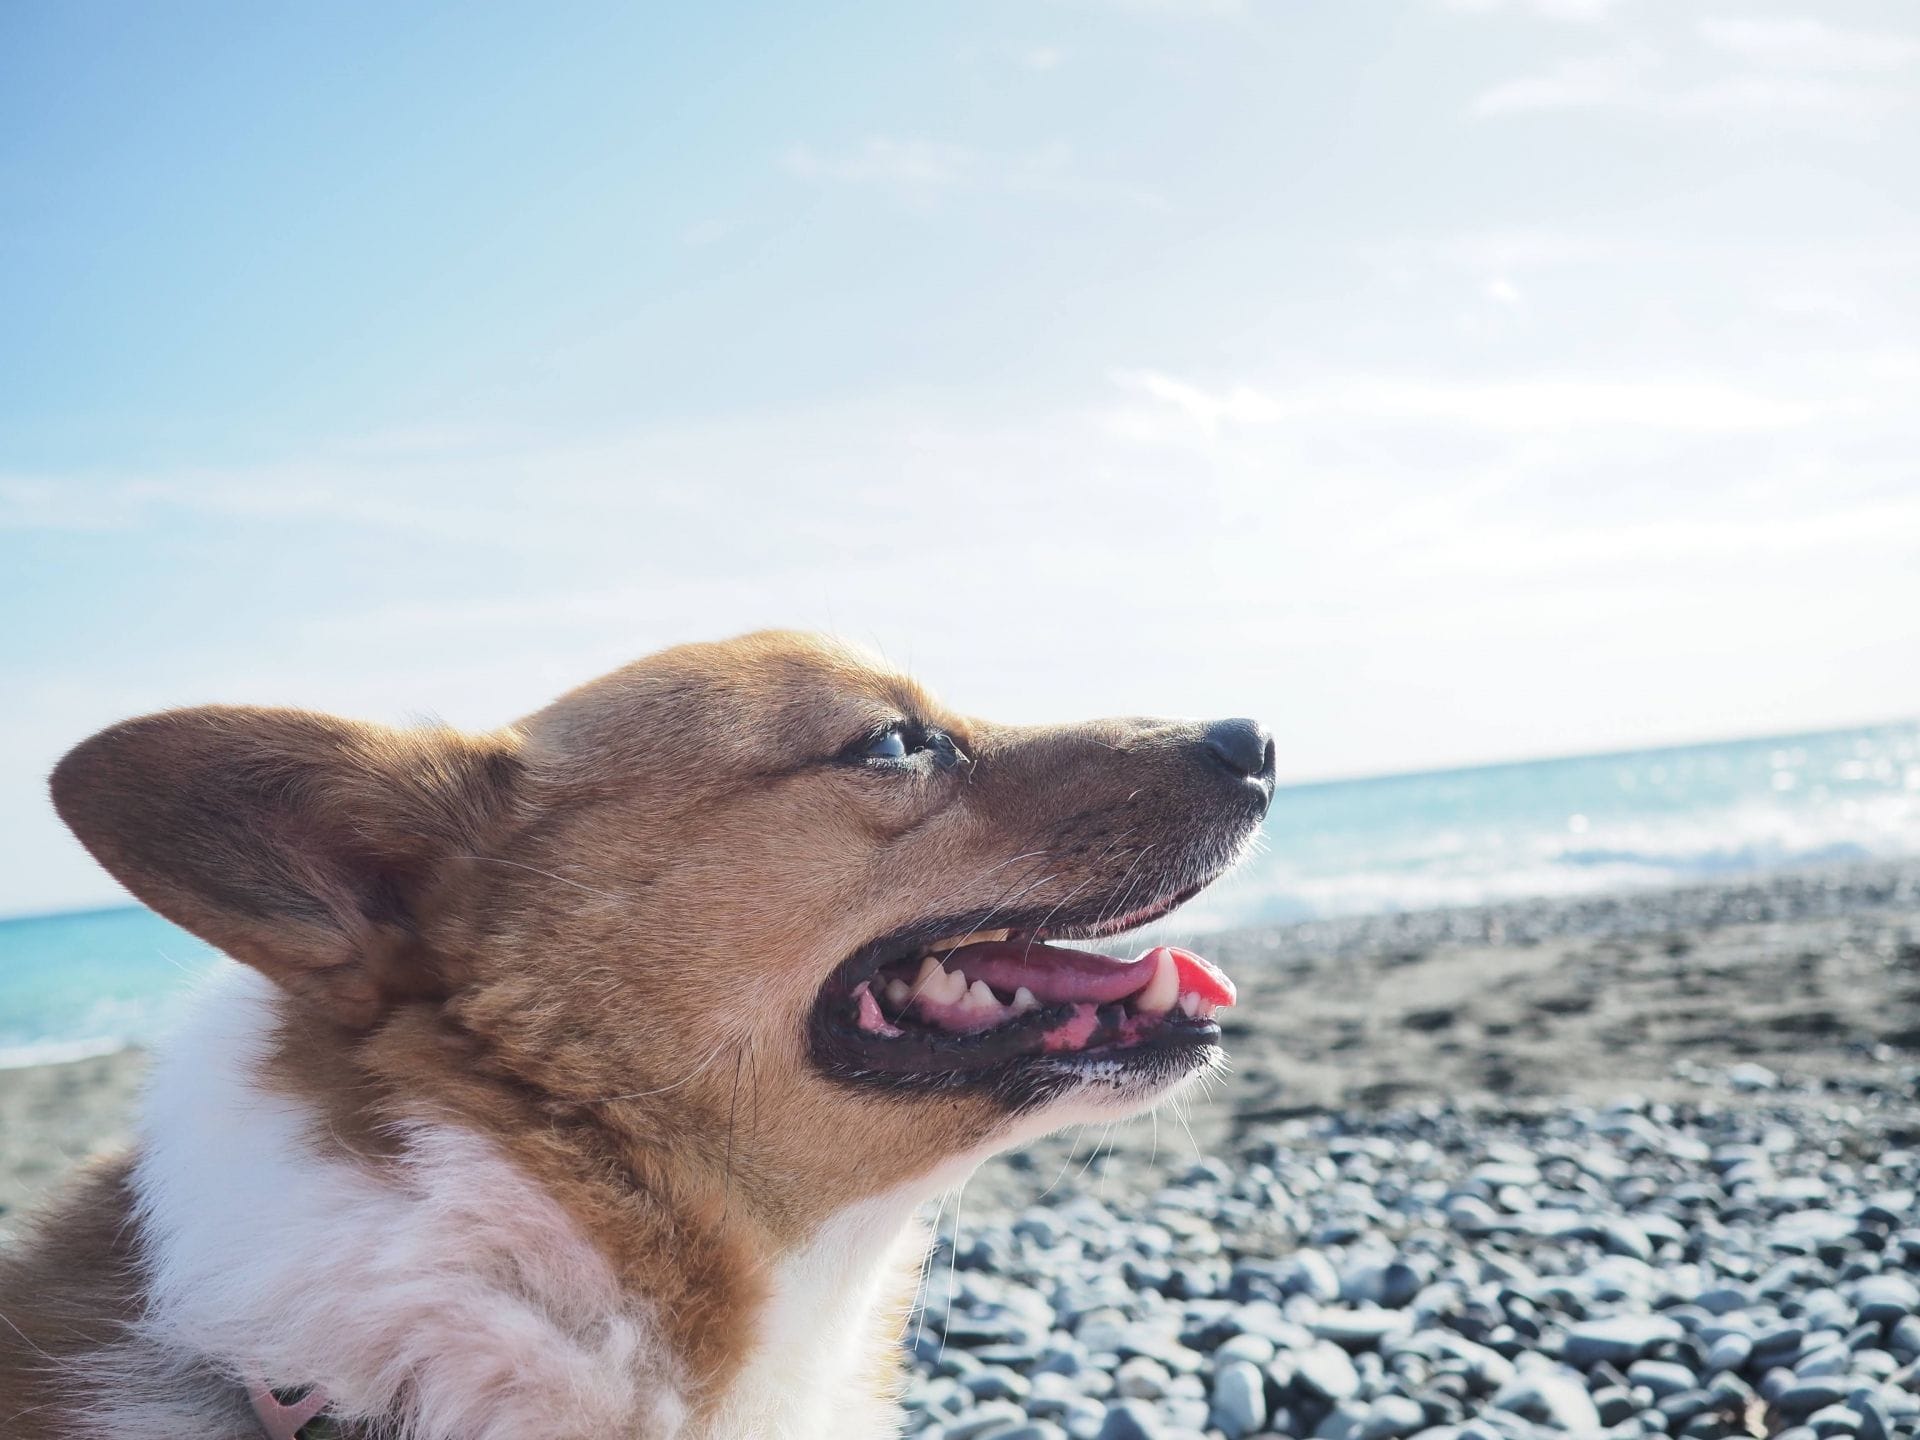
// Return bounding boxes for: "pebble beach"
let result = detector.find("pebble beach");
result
[905,861,1920,1440]
[5,861,1920,1440]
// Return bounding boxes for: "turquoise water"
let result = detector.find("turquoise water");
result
[0,905,220,1066]
[2,719,1917,1065]
[1177,718,1920,930]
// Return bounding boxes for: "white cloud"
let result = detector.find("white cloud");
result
[1768,289,1862,323]
[780,137,1164,209]
[1470,42,1910,134]
[1483,277,1525,305]
[783,138,998,190]
[1699,17,1920,73]
[1109,367,1815,436]
[8,351,1920,912]
[1439,0,1626,23]
[1075,0,1247,16]
[1669,72,1908,133]
[1471,48,1658,115]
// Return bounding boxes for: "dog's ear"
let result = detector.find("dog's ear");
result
[50,707,524,1028]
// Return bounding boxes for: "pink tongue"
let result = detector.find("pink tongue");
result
[1162,945,1237,1008]
[940,941,1157,1005]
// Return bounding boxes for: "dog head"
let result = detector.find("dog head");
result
[52,632,1272,1227]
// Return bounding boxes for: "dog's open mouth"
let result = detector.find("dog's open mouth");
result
[852,933,1233,1043]
[810,882,1236,1094]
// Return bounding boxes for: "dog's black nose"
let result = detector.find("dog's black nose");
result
[1202,717,1275,783]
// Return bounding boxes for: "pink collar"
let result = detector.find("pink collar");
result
[245,1374,331,1440]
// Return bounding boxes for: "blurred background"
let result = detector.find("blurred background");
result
[2,1,1918,1061]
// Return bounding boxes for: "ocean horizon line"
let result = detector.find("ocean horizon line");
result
[6,710,1918,927]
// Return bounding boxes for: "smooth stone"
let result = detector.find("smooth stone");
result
[1853,1394,1895,1440]
[1096,1400,1167,1440]
[1862,1193,1915,1228]
[1627,1360,1698,1399]
[946,1405,1032,1439]
[1655,1389,1717,1425]
[1754,1327,1809,1365]
[1283,1252,1344,1302]
[1775,1382,1851,1419]
[989,1426,1070,1440]
[1217,1333,1278,1366]
[1357,1396,1428,1440]
[1491,1371,1602,1431]
[1593,1386,1637,1424]
[1564,1316,1685,1369]
[1856,1276,1920,1325]
[1210,1360,1270,1440]
[1059,1399,1110,1440]
[1601,1219,1655,1262]
[1314,1400,1371,1440]
[1796,1347,1853,1379]
[1707,1334,1754,1374]
[1890,1317,1920,1362]
[1314,1308,1415,1350]
[1297,1341,1364,1401]
[1807,1404,1863,1437]
[1077,1311,1134,1352]
[964,1368,1032,1402]
[1115,1357,1170,1400]
[1447,1197,1503,1235]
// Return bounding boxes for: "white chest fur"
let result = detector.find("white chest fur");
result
[117,968,686,1440]
[697,1192,928,1440]
[112,967,946,1440]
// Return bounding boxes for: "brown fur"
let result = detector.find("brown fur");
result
[2,630,1265,1433]
[0,1163,147,1437]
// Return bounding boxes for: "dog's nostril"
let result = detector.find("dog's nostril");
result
[1202,717,1274,782]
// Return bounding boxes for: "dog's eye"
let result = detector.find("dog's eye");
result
[844,722,967,770]
[866,726,911,761]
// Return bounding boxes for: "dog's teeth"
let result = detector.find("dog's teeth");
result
[1010,985,1039,1014]
[925,965,967,1006]
[963,979,1006,1017]
[913,955,942,988]
[1135,948,1180,1016]
[1179,992,1200,1018]
[885,979,911,1006]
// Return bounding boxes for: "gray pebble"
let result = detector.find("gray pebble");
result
[1298,1340,1363,1401]
[1626,1360,1695,1398]
[1491,1370,1601,1431]
[1094,1400,1165,1440]
[1775,1382,1850,1419]
[1855,1276,1919,1325]
[1210,1360,1269,1439]
[1563,1316,1683,1369]
[1706,1334,1753,1373]
[1357,1395,1427,1440]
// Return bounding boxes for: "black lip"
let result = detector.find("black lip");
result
[806,875,1226,1110]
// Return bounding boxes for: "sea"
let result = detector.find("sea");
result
[2,719,1917,1068]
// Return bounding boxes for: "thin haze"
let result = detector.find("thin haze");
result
[2,0,1917,914]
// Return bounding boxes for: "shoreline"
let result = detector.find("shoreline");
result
[4,857,1918,1242]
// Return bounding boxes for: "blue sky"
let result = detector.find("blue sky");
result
[3,0,1918,913]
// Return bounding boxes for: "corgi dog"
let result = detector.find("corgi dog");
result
[0,631,1273,1439]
